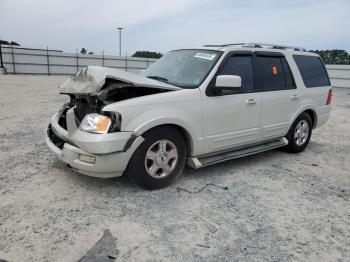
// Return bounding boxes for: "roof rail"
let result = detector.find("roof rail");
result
[203,43,306,52]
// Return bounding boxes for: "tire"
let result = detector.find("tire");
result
[126,126,187,190]
[285,112,313,153]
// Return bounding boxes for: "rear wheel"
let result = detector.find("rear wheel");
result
[285,112,312,153]
[126,126,187,190]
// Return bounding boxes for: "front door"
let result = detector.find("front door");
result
[201,53,261,154]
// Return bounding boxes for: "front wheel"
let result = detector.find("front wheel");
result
[126,126,187,190]
[285,112,312,153]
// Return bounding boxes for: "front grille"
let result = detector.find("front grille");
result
[47,124,65,149]
[58,112,67,130]
[57,103,72,130]
[56,98,100,131]
[74,97,99,122]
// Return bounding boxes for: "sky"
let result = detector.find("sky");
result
[0,0,349,55]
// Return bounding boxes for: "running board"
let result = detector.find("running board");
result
[187,137,288,169]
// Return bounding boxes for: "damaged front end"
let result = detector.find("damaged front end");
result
[58,66,179,130]
[46,100,144,178]
[46,66,179,177]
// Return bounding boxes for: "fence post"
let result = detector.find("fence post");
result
[102,50,104,67]
[0,44,7,75]
[76,49,79,72]
[125,52,128,72]
[11,46,16,74]
[46,46,50,76]
[0,44,3,68]
[146,58,149,68]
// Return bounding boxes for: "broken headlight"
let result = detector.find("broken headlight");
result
[79,113,112,134]
[104,112,122,132]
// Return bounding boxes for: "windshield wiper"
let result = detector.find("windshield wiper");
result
[146,75,169,83]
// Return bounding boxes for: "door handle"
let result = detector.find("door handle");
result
[246,98,257,105]
[290,94,298,100]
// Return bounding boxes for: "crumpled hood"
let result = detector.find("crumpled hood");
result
[58,66,180,94]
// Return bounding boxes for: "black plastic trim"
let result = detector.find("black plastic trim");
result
[122,133,138,152]
[255,51,285,57]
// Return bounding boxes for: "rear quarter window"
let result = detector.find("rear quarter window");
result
[293,55,330,87]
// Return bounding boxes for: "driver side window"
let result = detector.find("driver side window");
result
[218,55,254,93]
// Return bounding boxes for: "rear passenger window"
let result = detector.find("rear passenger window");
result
[256,56,295,91]
[293,55,330,87]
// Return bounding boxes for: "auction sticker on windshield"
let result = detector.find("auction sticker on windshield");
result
[194,53,217,60]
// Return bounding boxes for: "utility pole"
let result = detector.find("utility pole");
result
[117,27,123,56]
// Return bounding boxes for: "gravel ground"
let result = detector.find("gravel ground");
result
[0,75,349,262]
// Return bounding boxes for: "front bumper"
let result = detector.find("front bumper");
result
[45,107,144,178]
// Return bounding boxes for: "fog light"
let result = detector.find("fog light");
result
[79,154,96,164]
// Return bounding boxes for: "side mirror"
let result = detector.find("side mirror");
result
[215,75,241,90]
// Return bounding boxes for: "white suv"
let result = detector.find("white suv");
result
[46,43,332,189]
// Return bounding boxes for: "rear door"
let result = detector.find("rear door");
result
[256,52,300,140]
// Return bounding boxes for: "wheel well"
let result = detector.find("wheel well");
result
[304,109,317,128]
[143,124,193,156]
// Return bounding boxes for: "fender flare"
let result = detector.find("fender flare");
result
[133,117,197,155]
[288,105,318,130]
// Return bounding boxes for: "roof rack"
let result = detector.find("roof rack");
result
[203,43,306,52]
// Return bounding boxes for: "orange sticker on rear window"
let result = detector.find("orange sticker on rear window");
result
[272,66,278,75]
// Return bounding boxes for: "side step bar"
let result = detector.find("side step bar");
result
[187,137,288,169]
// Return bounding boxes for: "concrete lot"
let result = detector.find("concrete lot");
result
[0,75,349,262]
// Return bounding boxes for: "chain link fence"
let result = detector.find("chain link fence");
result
[325,65,350,88]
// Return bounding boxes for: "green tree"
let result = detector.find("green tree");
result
[0,40,9,45]
[0,40,20,46]
[309,49,350,65]
[80,48,87,54]
[132,51,162,59]
[9,41,20,46]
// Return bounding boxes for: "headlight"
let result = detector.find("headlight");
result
[79,113,111,134]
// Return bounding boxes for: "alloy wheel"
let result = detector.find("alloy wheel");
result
[144,139,179,179]
[294,120,310,146]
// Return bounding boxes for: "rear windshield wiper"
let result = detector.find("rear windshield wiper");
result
[146,75,169,83]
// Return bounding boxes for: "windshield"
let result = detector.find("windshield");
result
[141,49,222,88]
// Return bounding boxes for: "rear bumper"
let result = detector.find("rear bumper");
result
[46,107,144,178]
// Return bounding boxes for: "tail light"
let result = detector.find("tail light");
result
[326,89,332,105]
